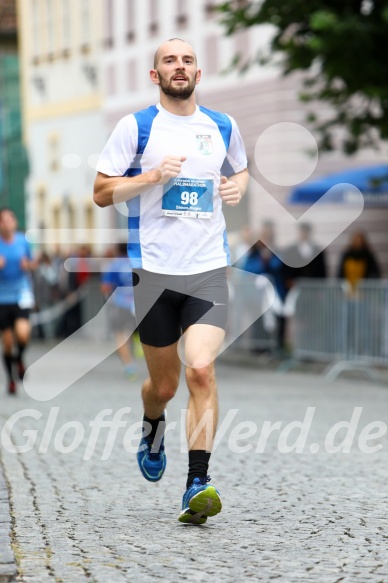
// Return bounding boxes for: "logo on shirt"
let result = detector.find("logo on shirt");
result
[196,134,213,155]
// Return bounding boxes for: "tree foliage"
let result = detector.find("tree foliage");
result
[218,0,388,154]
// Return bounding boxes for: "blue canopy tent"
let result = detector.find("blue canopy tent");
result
[288,164,388,206]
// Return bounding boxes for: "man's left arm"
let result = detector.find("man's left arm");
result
[218,168,249,207]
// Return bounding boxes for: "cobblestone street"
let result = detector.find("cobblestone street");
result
[0,339,388,582]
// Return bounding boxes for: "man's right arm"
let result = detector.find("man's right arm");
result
[93,170,161,208]
[93,156,186,208]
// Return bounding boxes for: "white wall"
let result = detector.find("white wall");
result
[26,111,107,248]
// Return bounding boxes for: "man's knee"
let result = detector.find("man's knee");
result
[149,375,180,404]
[15,322,30,344]
[186,365,214,394]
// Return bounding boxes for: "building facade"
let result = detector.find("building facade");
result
[18,0,388,272]
[99,0,388,274]
[17,0,108,250]
[0,0,28,228]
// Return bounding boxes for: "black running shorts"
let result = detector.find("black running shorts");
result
[0,304,30,331]
[132,268,228,347]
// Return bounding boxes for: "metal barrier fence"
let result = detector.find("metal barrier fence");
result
[293,280,348,362]
[31,277,107,341]
[227,271,278,352]
[33,273,388,377]
[293,279,388,378]
[227,274,388,376]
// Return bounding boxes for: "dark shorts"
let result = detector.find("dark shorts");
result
[133,268,229,347]
[0,304,31,331]
[106,304,137,333]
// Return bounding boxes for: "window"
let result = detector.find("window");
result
[67,202,75,230]
[46,0,56,56]
[126,0,136,42]
[106,64,116,95]
[127,59,138,92]
[149,50,155,70]
[103,0,114,48]
[204,2,217,19]
[63,197,75,230]
[31,0,41,60]
[228,0,249,8]
[235,30,250,70]
[205,1,245,18]
[52,205,60,231]
[149,0,158,36]
[205,36,218,75]
[61,0,71,53]
[37,187,46,226]
[48,134,59,172]
[80,0,91,47]
[176,0,188,28]
[85,203,94,231]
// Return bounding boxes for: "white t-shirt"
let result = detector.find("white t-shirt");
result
[96,103,247,275]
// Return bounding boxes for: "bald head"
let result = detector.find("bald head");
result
[153,38,197,69]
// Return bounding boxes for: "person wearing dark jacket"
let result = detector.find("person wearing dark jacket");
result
[337,231,380,291]
[282,222,327,288]
[279,223,326,351]
[242,222,287,350]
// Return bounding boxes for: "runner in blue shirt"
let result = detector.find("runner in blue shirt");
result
[0,209,35,394]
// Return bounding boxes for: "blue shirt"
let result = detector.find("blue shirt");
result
[242,249,287,300]
[101,258,135,312]
[0,232,34,305]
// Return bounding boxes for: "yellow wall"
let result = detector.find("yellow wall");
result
[17,0,103,131]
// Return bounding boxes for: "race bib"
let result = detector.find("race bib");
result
[18,287,35,309]
[162,178,214,219]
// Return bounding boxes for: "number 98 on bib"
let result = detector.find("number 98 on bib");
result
[162,178,214,219]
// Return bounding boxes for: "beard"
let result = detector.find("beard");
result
[157,71,196,100]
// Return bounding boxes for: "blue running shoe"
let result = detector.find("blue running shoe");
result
[137,434,166,482]
[178,476,222,525]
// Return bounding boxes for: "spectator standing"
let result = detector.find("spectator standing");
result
[32,252,59,339]
[232,224,253,266]
[282,223,327,286]
[57,246,91,337]
[337,231,381,353]
[280,223,327,351]
[337,231,380,291]
[242,222,287,350]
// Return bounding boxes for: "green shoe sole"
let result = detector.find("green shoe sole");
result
[178,486,222,525]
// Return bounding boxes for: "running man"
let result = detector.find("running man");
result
[0,208,35,394]
[94,38,248,524]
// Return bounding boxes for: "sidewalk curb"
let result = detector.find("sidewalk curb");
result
[219,349,388,382]
[0,457,17,583]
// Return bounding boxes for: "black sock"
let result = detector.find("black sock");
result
[143,413,165,445]
[186,450,211,489]
[17,342,26,362]
[3,353,14,381]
